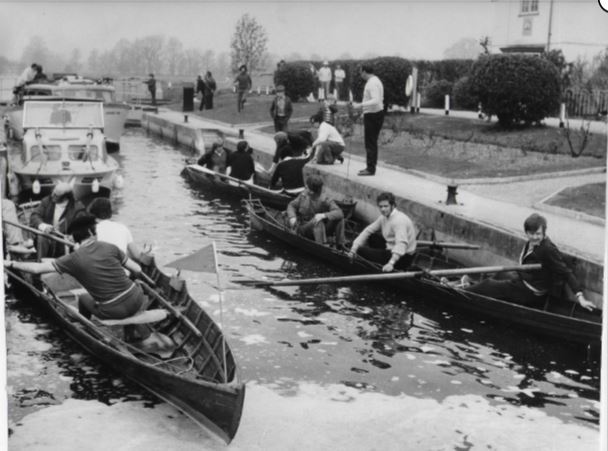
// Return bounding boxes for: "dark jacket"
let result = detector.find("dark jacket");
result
[30,194,86,234]
[197,144,231,174]
[287,191,344,223]
[519,237,581,295]
[270,96,293,120]
[270,149,316,190]
[227,150,255,181]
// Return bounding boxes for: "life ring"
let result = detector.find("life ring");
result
[405,75,413,97]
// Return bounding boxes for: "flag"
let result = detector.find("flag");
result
[165,243,217,273]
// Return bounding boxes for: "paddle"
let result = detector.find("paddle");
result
[416,241,479,250]
[190,164,254,188]
[2,219,75,248]
[235,263,542,287]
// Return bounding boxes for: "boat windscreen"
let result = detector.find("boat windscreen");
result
[23,101,104,129]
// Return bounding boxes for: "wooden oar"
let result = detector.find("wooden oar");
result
[2,219,74,248]
[191,164,253,188]
[236,263,542,287]
[417,241,480,250]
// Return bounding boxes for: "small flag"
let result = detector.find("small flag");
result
[165,243,217,273]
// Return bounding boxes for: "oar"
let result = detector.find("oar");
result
[2,219,74,248]
[190,164,253,188]
[417,241,480,250]
[236,263,542,288]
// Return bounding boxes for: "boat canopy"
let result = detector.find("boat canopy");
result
[24,84,116,102]
[23,100,105,129]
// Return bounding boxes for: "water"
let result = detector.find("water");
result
[5,128,601,450]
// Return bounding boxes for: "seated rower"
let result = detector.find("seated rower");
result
[310,110,345,164]
[348,192,417,272]
[463,213,594,310]
[269,146,316,195]
[266,130,314,175]
[226,140,255,183]
[197,133,230,174]
[4,214,154,344]
[286,175,345,248]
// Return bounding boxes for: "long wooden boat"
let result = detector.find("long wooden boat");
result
[5,247,245,443]
[244,199,602,345]
[182,163,357,216]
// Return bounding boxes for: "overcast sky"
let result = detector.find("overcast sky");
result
[0,0,498,62]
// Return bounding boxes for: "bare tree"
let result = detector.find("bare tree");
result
[135,35,165,74]
[443,38,481,59]
[20,36,50,69]
[164,37,184,76]
[230,13,268,73]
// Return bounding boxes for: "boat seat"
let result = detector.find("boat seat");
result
[96,309,169,326]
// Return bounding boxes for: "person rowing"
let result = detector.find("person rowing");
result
[348,192,417,272]
[461,213,594,311]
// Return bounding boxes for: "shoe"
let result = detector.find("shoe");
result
[357,169,375,176]
[336,156,344,164]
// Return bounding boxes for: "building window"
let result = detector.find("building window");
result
[521,0,539,14]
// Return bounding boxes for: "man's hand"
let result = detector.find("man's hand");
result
[382,262,395,273]
[576,293,594,311]
[39,223,53,233]
[313,213,326,224]
[288,217,297,228]
[347,249,357,261]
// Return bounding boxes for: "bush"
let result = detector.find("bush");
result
[423,79,453,108]
[274,63,315,102]
[452,76,478,110]
[350,56,413,108]
[470,54,561,126]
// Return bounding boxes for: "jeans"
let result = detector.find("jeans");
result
[363,110,385,173]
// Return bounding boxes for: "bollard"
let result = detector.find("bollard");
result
[416,92,421,113]
[559,103,566,128]
[184,114,188,123]
[257,86,261,95]
[238,129,244,139]
[266,86,269,95]
[477,102,484,119]
[446,184,458,205]
[444,94,450,115]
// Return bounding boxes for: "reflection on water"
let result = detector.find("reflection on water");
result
[6,128,600,443]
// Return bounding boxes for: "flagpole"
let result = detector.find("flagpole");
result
[212,241,228,384]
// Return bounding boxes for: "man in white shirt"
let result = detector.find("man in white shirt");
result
[352,64,384,176]
[310,111,345,164]
[317,61,332,100]
[348,192,416,272]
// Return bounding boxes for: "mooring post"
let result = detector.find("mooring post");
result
[184,114,188,123]
[446,184,458,205]
[238,129,244,139]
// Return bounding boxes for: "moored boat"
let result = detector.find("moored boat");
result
[4,238,245,443]
[6,100,122,203]
[244,199,602,345]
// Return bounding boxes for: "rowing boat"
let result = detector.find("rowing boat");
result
[244,199,602,345]
[182,163,357,216]
[5,250,245,443]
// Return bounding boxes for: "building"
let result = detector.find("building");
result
[491,0,607,61]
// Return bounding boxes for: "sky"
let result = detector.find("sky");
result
[0,0,498,63]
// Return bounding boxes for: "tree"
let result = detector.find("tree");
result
[135,35,165,74]
[479,36,491,55]
[20,36,50,69]
[164,37,184,76]
[64,48,82,74]
[443,38,481,59]
[230,14,268,73]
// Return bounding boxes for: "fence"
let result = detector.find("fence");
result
[564,89,608,117]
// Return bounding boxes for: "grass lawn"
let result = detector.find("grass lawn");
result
[544,183,606,219]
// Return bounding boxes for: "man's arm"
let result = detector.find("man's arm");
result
[350,217,381,254]
[123,257,142,277]
[4,259,56,275]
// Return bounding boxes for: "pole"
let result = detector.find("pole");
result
[546,0,554,52]
[212,241,228,384]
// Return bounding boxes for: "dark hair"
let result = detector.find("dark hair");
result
[237,140,249,152]
[239,64,247,71]
[87,197,113,220]
[67,214,97,243]
[376,192,395,206]
[524,213,547,233]
[361,64,374,74]
[305,174,324,195]
[309,110,324,124]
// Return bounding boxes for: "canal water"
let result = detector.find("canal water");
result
[5,128,601,450]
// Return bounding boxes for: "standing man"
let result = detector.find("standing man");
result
[145,73,157,106]
[352,64,384,176]
[348,192,417,272]
[269,85,293,132]
[317,61,332,100]
[234,65,252,113]
[333,64,345,101]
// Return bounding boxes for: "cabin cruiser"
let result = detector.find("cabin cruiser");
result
[4,82,129,150]
[7,100,122,203]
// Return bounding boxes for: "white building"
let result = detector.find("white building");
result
[491,0,607,61]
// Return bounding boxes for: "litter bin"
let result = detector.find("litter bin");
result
[183,86,194,112]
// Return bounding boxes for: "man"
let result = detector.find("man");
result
[227,140,255,182]
[269,85,293,132]
[348,192,416,272]
[310,110,345,164]
[464,213,595,310]
[145,73,156,106]
[317,61,332,100]
[4,214,152,343]
[333,64,346,100]
[286,175,345,248]
[30,182,86,258]
[234,65,252,113]
[269,146,316,194]
[197,134,230,174]
[266,130,314,176]
[87,197,145,261]
[352,64,384,176]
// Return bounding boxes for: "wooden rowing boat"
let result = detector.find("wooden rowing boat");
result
[244,199,602,345]
[181,163,357,217]
[5,251,245,443]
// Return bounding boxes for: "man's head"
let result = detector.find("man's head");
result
[524,213,547,245]
[239,64,247,72]
[376,192,396,217]
[215,132,225,146]
[67,214,97,243]
[276,85,285,97]
[305,174,324,197]
[323,61,329,66]
[149,73,154,78]
[51,182,73,204]
[237,140,250,153]
[309,110,324,127]
[87,197,113,220]
[360,64,374,80]
[274,131,288,144]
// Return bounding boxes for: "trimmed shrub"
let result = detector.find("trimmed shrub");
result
[452,76,479,110]
[470,54,561,126]
[274,63,315,102]
[350,56,413,108]
[423,79,453,108]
